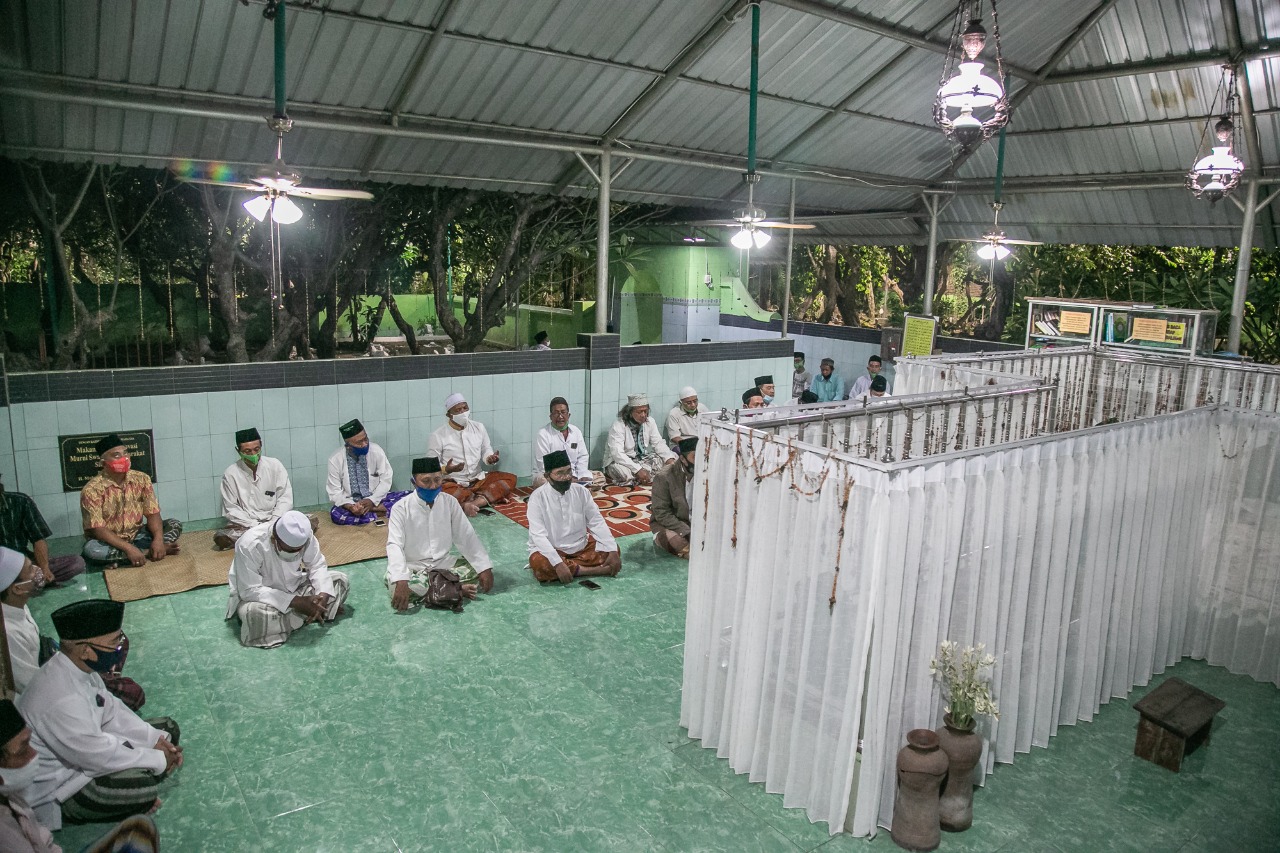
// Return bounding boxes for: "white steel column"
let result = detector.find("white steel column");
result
[782,178,796,338]
[922,194,941,316]
[1229,180,1257,354]
[595,147,612,334]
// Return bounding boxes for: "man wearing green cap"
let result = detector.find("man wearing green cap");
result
[80,434,182,566]
[18,600,181,830]
[651,437,698,558]
[215,427,307,550]
[1,698,161,852]
[385,457,494,610]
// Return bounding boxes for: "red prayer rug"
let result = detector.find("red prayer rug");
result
[495,485,652,538]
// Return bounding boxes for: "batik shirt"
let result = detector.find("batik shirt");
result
[80,471,160,540]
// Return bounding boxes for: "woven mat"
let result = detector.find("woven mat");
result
[102,519,390,603]
[494,485,651,538]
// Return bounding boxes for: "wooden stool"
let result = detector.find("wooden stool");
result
[1132,677,1225,772]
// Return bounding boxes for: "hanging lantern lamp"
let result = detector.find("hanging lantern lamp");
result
[934,0,1009,152]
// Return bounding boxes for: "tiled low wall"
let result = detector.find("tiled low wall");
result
[0,337,792,537]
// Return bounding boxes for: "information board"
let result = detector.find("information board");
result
[1164,321,1186,345]
[901,314,938,358]
[59,430,156,492]
[1058,310,1092,335]
[1130,317,1168,343]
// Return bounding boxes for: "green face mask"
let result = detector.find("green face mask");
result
[240,453,261,466]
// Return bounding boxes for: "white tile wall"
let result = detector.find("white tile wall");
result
[4,353,789,536]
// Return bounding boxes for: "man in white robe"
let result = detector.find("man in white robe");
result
[216,427,311,549]
[532,397,605,489]
[1,548,45,697]
[603,393,675,485]
[225,511,349,648]
[427,392,517,516]
[386,457,494,610]
[664,386,709,445]
[17,599,182,830]
[527,451,621,584]
[326,418,408,525]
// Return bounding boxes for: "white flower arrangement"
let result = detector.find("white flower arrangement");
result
[929,640,1000,730]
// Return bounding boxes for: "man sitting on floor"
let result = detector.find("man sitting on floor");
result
[651,437,698,559]
[18,600,182,830]
[216,427,314,550]
[326,419,408,525]
[810,357,844,403]
[527,451,621,584]
[225,511,349,649]
[1,548,145,710]
[1,473,85,587]
[741,387,766,409]
[386,457,494,611]
[532,397,605,489]
[428,393,517,517]
[847,355,884,400]
[0,700,161,853]
[603,393,675,486]
[80,435,182,567]
[665,386,708,446]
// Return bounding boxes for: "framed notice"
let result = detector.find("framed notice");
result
[59,430,156,492]
[1130,317,1168,343]
[1165,321,1186,345]
[901,314,938,358]
[1059,310,1092,335]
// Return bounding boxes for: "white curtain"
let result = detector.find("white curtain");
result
[683,404,1280,837]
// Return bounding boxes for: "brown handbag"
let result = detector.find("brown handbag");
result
[423,568,466,612]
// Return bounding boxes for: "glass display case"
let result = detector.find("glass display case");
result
[1025,299,1218,357]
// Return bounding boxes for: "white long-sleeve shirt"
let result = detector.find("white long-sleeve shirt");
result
[385,491,492,584]
[325,443,393,506]
[532,423,591,480]
[18,653,169,830]
[665,403,708,442]
[2,602,41,696]
[603,418,673,477]
[427,421,497,484]
[220,456,293,528]
[225,520,334,616]
[526,482,618,566]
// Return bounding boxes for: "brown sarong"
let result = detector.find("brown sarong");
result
[442,472,517,506]
[529,536,609,583]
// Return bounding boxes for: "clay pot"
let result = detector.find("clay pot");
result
[935,713,984,831]
[891,728,949,851]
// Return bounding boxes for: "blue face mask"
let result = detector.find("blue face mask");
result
[416,486,442,504]
[763,395,774,404]
[86,645,125,674]
[350,444,370,457]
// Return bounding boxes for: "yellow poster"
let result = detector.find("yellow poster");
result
[902,315,937,357]
[1165,321,1186,345]
[1131,317,1168,342]
[1059,310,1092,335]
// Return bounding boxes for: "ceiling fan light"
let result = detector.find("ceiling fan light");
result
[752,229,771,249]
[731,228,754,250]
[271,194,304,224]
[243,194,271,222]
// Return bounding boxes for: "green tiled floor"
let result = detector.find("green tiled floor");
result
[29,514,1280,852]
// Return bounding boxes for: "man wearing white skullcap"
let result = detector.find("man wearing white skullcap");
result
[664,386,709,446]
[427,392,517,517]
[603,393,675,485]
[225,511,349,648]
[0,547,45,697]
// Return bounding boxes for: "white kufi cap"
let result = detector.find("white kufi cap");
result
[0,547,27,591]
[679,386,698,400]
[274,511,312,548]
[444,392,467,411]
[627,393,649,407]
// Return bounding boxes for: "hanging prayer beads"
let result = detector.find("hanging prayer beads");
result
[828,475,856,611]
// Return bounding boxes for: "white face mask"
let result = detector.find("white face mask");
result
[276,546,305,563]
[451,411,471,427]
[0,757,40,794]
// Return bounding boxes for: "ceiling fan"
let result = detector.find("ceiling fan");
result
[174,1,372,304]
[957,201,1042,260]
[689,3,814,248]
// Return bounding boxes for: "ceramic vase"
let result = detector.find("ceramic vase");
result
[935,713,983,831]
[891,728,948,852]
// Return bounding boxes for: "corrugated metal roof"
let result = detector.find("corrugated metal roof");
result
[2,0,1279,247]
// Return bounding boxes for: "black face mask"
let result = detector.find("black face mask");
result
[549,478,572,494]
